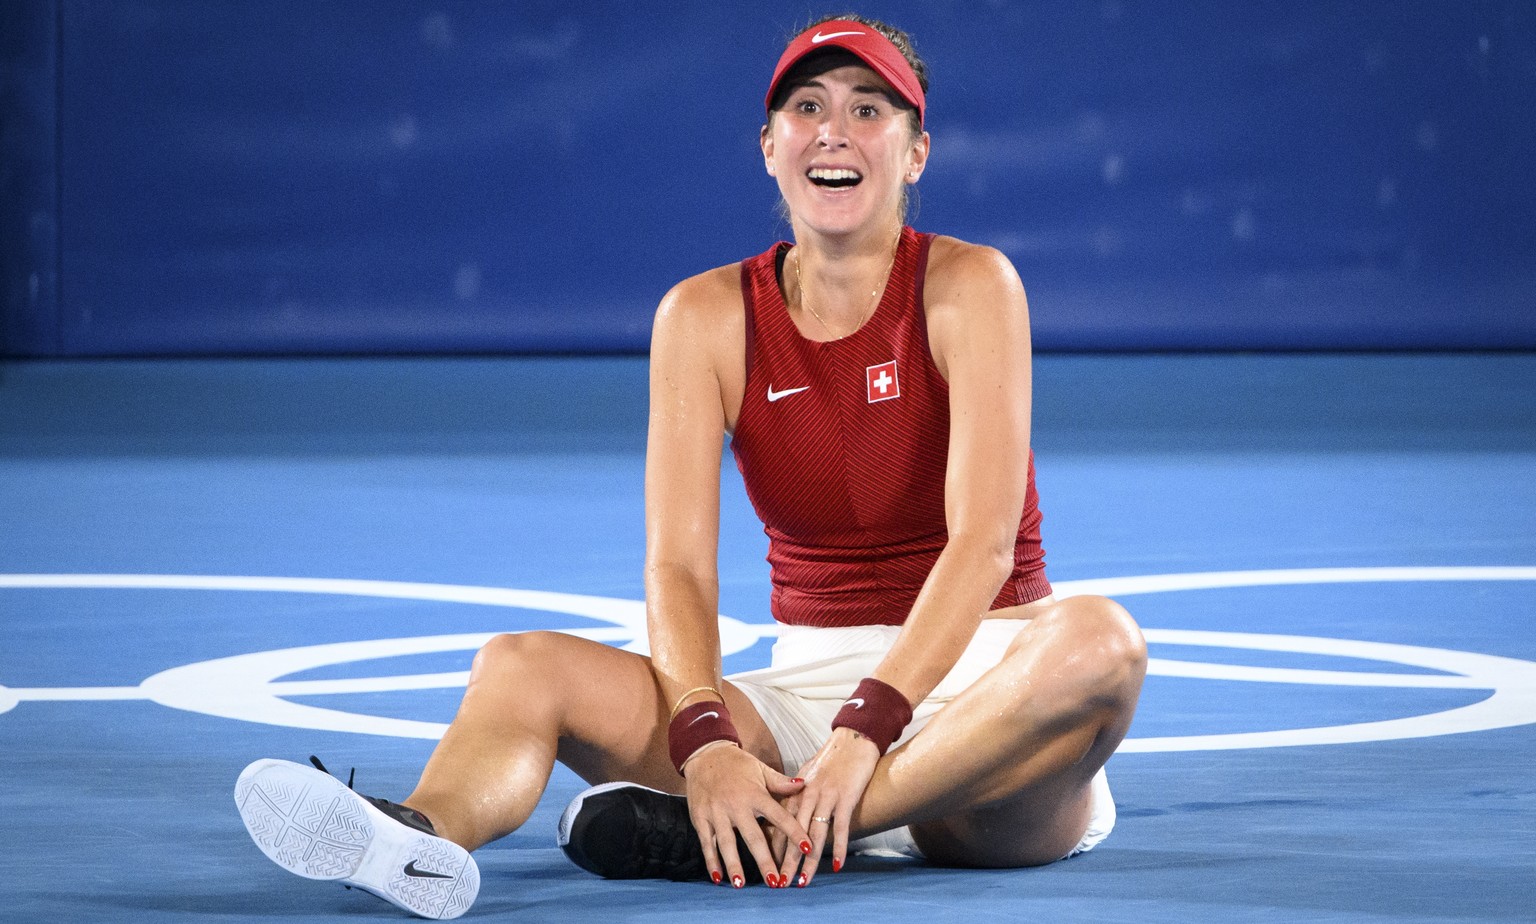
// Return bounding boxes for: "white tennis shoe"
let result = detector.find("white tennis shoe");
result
[234,758,478,919]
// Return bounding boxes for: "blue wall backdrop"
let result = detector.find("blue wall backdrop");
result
[3,1,1534,356]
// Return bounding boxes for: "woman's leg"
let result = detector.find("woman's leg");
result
[400,630,783,852]
[850,595,1146,866]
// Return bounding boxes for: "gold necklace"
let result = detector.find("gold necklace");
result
[794,228,902,340]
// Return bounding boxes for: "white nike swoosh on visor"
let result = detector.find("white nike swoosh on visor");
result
[767,385,811,402]
[811,30,865,43]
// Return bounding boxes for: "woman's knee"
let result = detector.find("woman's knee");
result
[1007,595,1147,695]
[1076,595,1147,673]
[469,630,569,684]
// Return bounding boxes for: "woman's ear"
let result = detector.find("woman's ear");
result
[906,130,931,183]
[761,124,776,176]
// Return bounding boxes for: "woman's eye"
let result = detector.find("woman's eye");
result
[856,105,878,118]
[796,99,820,114]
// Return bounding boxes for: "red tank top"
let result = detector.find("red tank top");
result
[731,227,1050,627]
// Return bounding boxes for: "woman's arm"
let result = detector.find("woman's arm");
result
[872,239,1035,701]
[644,274,730,715]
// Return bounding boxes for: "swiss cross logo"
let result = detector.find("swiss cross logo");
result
[866,360,900,403]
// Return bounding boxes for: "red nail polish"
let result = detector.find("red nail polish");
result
[733,875,744,889]
[791,777,804,783]
[800,840,812,855]
[832,857,843,873]
[797,872,808,887]
[711,870,722,885]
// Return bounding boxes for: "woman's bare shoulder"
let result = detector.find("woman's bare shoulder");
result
[915,233,1026,313]
[925,234,1024,297]
[658,262,747,326]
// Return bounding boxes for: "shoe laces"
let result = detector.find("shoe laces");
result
[308,754,354,789]
[308,754,438,838]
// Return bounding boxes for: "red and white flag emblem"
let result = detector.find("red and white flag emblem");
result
[866,360,900,403]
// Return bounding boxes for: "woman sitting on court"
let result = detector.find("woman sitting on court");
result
[235,14,1147,919]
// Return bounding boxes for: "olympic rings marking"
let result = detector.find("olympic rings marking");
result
[2,567,1535,752]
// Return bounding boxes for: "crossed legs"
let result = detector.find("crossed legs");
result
[401,593,1145,868]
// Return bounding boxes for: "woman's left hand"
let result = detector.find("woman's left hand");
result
[776,726,881,887]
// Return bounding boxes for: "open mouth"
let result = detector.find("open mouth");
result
[807,167,863,189]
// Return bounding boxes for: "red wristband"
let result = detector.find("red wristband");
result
[831,677,913,756]
[668,700,741,775]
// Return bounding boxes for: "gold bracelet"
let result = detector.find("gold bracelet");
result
[669,685,724,721]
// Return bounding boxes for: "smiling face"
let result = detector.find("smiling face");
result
[761,63,930,239]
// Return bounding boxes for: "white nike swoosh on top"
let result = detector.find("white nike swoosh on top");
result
[812,30,865,43]
[689,710,721,726]
[767,385,811,402]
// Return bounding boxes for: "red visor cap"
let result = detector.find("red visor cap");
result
[765,22,925,127]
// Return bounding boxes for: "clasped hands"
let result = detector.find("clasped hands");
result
[681,726,881,889]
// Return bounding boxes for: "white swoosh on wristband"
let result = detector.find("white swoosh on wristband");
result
[847,698,865,709]
[689,710,721,725]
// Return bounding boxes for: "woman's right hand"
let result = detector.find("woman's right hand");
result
[681,741,809,888]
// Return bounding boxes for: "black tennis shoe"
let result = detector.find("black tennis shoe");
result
[235,757,479,919]
[557,781,762,884]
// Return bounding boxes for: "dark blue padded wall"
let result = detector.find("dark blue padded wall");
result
[3,1,1534,356]
[0,2,59,356]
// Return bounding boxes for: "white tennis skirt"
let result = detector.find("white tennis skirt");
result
[728,619,1115,860]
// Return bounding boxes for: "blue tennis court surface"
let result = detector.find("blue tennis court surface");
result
[2,353,1533,922]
